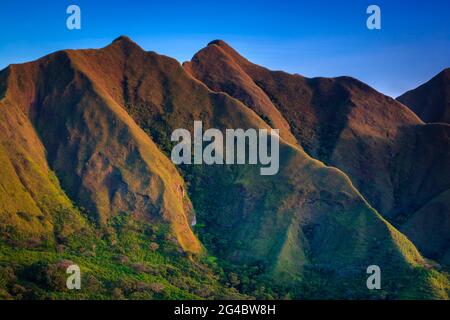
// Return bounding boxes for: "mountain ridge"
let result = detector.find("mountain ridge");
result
[0,36,449,299]
[397,68,450,124]
[185,40,450,268]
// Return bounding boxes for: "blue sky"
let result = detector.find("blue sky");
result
[1,0,449,97]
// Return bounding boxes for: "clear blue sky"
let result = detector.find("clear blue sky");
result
[1,0,449,97]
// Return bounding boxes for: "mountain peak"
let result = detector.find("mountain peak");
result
[439,67,450,78]
[397,67,450,123]
[111,35,142,49]
[109,35,144,55]
[112,35,134,44]
[203,39,250,67]
[207,39,229,47]
[207,40,237,54]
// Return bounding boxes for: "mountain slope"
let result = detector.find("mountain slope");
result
[185,41,450,267]
[397,68,450,124]
[184,42,297,146]
[1,48,200,254]
[64,36,447,298]
[0,37,448,299]
[0,40,247,300]
[0,67,86,246]
[401,189,450,264]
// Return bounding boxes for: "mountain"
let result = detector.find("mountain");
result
[397,68,450,124]
[396,68,450,263]
[0,41,200,254]
[185,40,450,266]
[0,36,448,299]
[401,189,450,265]
[0,38,233,300]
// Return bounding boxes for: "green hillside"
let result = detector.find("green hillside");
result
[0,37,448,300]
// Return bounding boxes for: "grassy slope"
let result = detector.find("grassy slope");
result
[79,38,448,299]
[0,78,85,245]
[0,45,241,299]
[4,48,201,254]
[0,37,448,299]
[397,68,450,124]
[187,40,450,268]
[401,189,450,264]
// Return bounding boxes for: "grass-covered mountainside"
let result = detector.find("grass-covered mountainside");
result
[0,36,449,299]
[397,68,450,124]
[185,40,450,268]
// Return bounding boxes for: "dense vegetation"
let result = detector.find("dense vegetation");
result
[0,202,245,300]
